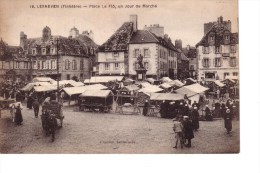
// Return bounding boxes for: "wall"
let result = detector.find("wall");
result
[128,43,158,77]
[197,44,239,81]
[97,51,125,75]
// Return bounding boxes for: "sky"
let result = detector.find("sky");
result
[0,0,238,47]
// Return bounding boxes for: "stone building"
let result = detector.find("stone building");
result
[183,45,197,79]
[175,39,189,80]
[97,15,178,80]
[196,16,239,81]
[20,26,98,81]
[0,38,31,83]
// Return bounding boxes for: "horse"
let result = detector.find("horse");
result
[41,110,58,142]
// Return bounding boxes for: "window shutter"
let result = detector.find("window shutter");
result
[213,58,215,67]
[208,59,211,67]
[148,49,151,58]
[236,57,239,67]
[220,58,223,67]
[220,45,223,53]
[202,59,204,67]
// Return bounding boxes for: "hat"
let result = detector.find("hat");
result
[183,116,189,119]
[226,109,230,113]
[180,102,183,105]
[194,107,198,110]
[206,105,208,107]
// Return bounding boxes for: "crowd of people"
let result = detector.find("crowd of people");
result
[171,97,239,149]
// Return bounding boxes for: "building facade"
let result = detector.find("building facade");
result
[196,16,239,81]
[175,40,189,80]
[0,39,32,83]
[97,15,178,80]
[183,45,197,79]
[20,26,98,81]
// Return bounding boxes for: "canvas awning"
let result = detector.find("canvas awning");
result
[214,80,225,87]
[160,83,172,89]
[173,80,184,87]
[84,76,124,84]
[21,83,35,91]
[62,84,108,96]
[31,77,55,83]
[80,90,112,98]
[184,83,209,94]
[150,93,183,101]
[161,77,173,83]
[146,78,155,84]
[123,85,140,91]
[33,85,58,92]
[175,87,198,97]
[139,85,163,93]
[225,76,239,80]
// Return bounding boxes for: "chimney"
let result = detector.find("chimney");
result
[220,16,223,23]
[187,45,190,50]
[69,27,79,38]
[130,15,138,32]
[20,31,27,50]
[175,39,182,50]
[89,30,94,41]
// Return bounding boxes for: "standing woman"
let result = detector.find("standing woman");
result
[183,116,194,148]
[27,94,33,109]
[143,100,149,116]
[15,103,23,125]
[191,107,200,131]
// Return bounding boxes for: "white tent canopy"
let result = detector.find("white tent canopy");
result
[139,85,163,93]
[214,80,225,87]
[33,85,58,92]
[31,77,55,83]
[225,76,239,80]
[80,90,112,98]
[62,84,108,96]
[150,93,183,101]
[160,83,172,89]
[184,83,209,94]
[161,77,173,83]
[84,76,124,84]
[58,80,84,87]
[173,80,185,87]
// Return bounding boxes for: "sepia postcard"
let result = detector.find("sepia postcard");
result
[0,0,239,154]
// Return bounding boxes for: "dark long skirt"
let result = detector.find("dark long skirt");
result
[192,119,199,130]
[15,109,23,125]
[224,119,232,132]
[143,107,148,116]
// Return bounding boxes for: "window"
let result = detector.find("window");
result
[205,73,215,79]
[80,60,84,70]
[231,45,236,53]
[144,49,149,58]
[65,60,70,70]
[113,52,119,57]
[134,49,140,58]
[32,49,36,55]
[72,60,77,70]
[214,58,221,67]
[114,63,119,70]
[224,73,229,79]
[210,35,214,41]
[144,62,148,70]
[33,61,36,69]
[233,72,238,76]
[225,35,229,40]
[190,65,194,70]
[203,47,209,54]
[90,48,94,55]
[202,58,210,67]
[42,48,46,54]
[15,62,20,69]
[42,61,46,69]
[230,57,236,67]
[215,46,221,53]
[46,61,49,69]
[37,61,41,69]
[67,74,70,80]
[51,48,54,54]
[51,60,56,69]
[24,62,28,69]
[105,63,110,70]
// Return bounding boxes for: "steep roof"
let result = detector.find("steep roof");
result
[196,23,239,47]
[129,30,159,44]
[98,22,133,52]
[27,35,88,57]
[0,39,27,61]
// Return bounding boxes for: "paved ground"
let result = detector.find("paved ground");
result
[0,105,239,154]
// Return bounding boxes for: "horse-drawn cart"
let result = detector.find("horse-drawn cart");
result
[41,101,64,141]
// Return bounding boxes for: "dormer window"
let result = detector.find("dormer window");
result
[51,48,55,54]
[210,36,214,41]
[215,46,221,53]
[90,48,94,55]
[32,48,36,55]
[113,52,119,57]
[42,48,46,54]
[225,35,229,40]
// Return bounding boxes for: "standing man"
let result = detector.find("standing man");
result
[143,100,149,116]
[224,108,232,134]
[183,116,194,148]
[32,99,40,118]
[172,116,184,149]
